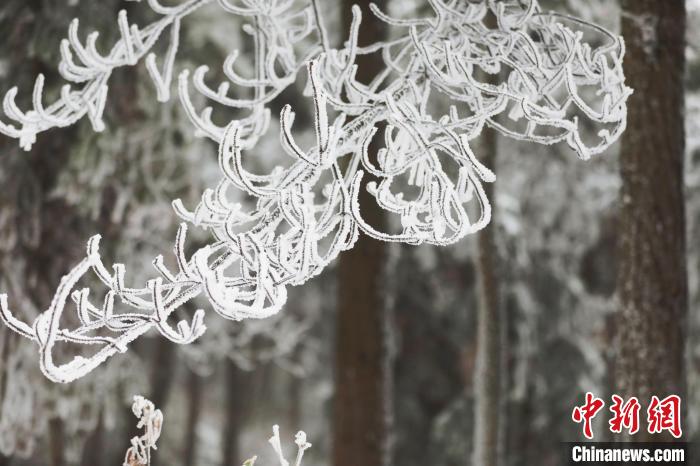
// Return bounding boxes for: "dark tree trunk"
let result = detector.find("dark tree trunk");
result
[140,338,177,466]
[0,4,148,466]
[221,360,247,466]
[0,21,87,466]
[287,373,303,431]
[183,368,203,466]
[48,418,65,466]
[80,410,104,466]
[333,2,390,466]
[116,338,177,466]
[472,127,501,466]
[616,0,687,441]
[149,338,178,410]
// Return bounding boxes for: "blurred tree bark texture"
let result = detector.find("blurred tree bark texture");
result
[333,1,390,466]
[0,3,97,465]
[123,326,181,466]
[183,368,202,466]
[472,127,502,465]
[616,0,688,441]
[47,418,66,466]
[0,2,146,465]
[150,339,179,411]
[222,360,248,466]
[79,410,104,466]
[0,330,11,466]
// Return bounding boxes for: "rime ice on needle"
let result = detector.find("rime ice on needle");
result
[0,0,209,151]
[124,396,163,466]
[261,425,312,466]
[235,425,312,466]
[122,395,310,466]
[0,0,631,383]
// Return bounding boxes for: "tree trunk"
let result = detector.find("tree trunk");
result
[221,360,247,466]
[333,2,390,466]
[115,338,177,466]
[149,338,178,410]
[79,410,104,466]
[141,338,177,466]
[616,0,687,441]
[0,329,13,466]
[183,368,202,466]
[48,417,65,466]
[472,126,501,466]
[287,373,303,431]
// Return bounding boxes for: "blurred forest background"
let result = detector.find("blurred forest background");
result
[0,1,698,466]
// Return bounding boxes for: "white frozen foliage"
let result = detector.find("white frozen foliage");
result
[0,0,631,383]
[122,395,310,466]
[124,396,163,466]
[248,425,312,466]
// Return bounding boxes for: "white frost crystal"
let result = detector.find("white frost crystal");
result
[254,425,311,466]
[0,0,631,383]
[123,395,163,466]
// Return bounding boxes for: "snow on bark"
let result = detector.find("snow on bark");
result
[615,0,687,441]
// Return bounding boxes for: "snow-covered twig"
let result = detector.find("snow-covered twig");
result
[243,425,312,466]
[123,396,163,466]
[0,0,631,383]
[0,0,211,151]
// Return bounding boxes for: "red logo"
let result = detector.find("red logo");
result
[572,392,605,439]
[647,395,682,439]
[572,393,682,439]
[609,395,641,435]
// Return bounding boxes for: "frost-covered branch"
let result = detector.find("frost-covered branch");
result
[244,425,311,466]
[178,0,319,143]
[0,0,631,383]
[0,0,211,151]
[123,396,163,466]
[120,396,309,466]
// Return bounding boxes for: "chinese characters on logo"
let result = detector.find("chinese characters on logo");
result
[609,394,640,435]
[572,392,605,439]
[571,392,681,440]
[647,395,682,439]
